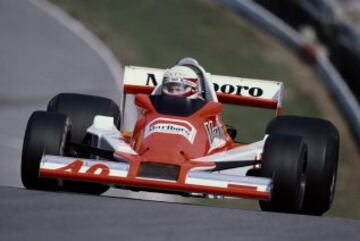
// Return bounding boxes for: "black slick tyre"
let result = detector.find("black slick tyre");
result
[46,93,121,195]
[21,111,70,190]
[47,93,121,144]
[266,116,339,215]
[259,134,307,213]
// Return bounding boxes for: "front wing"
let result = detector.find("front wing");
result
[39,154,271,200]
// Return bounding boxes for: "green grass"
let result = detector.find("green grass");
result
[52,0,320,139]
[51,0,360,218]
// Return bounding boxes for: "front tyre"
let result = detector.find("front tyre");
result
[266,116,339,215]
[21,111,70,190]
[259,134,307,213]
[47,93,120,195]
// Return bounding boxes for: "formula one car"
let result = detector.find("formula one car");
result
[21,58,339,215]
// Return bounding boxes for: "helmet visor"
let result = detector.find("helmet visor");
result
[162,81,193,96]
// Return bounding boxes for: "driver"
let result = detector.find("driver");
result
[161,65,202,99]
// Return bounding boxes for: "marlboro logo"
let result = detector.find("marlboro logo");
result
[144,118,197,143]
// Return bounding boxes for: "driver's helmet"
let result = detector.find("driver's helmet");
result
[161,65,201,98]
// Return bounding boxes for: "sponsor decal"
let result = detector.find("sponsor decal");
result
[212,83,263,97]
[125,67,282,99]
[146,73,158,86]
[204,121,221,144]
[144,73,264,97]
[55,159,110,175]
[42,158,128,177]
[144,117,197,143]
[204,120,226,152]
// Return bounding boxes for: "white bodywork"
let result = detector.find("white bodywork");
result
[40,115,272,197]
[40,59,282,198]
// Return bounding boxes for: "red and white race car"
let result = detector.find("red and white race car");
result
[21,58,339,215]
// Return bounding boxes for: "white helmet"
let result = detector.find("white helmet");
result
[161,66,201,98]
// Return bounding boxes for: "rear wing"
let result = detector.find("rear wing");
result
[121,66,284,131]
[124,66,283,110]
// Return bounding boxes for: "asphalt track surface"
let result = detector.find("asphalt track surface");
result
[1,186,359,241]
[0,1,359,241]
[0,0,120,187]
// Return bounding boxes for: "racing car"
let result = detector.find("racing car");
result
[21,57,339,215]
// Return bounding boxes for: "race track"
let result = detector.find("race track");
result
[0,0,120,187]
[0,1,359,240]
[1,186,359,241]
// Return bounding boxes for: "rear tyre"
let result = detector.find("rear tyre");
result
[21,111,70,191]
[266,116,339,215]
[46,93,121,195]
[47,93,121,144]
[259,134,307,213]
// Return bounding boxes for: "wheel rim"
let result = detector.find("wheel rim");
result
[298,173,306,210]
[329,171,336,204]
[297,147,307,210]
[59,119,70,155]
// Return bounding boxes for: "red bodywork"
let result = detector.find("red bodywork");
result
[118,94,232,182]
[40,85,277,199]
